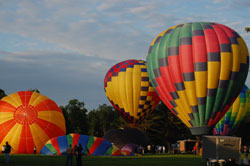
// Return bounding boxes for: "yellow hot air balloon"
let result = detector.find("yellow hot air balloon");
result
[104,59,160,127]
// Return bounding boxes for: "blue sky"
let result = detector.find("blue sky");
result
[0,0,249,110]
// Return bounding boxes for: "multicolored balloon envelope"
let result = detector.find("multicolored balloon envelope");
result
[0,91,66,153]
[146,22,249,135]
[213,85,250,135]
[121,144,138,153]
[104,59,160,127]
[40,134,133,156]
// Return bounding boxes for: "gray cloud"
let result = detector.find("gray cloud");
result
[0,50,118,110]
[0,0,152,61]
[0,0,248,59]
[229,0,250,9]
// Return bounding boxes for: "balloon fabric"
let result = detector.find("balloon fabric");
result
[104,59,160,127]
[213,85,250,135]
[0,91,66,153]
[40,133,133,156]
[147,22,249,135]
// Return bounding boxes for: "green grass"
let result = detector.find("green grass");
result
[0,154,204,166]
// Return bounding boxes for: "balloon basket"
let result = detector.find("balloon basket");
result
[190,126,212,136]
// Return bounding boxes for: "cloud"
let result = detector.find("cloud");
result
[0,0,183,61]
[0,0,249,110]
[229,0,250,9]
[3,0,249,59]
[0,0,155,61]
[0,50,117,110]
[211,0,227,3]
[97,0,125,11]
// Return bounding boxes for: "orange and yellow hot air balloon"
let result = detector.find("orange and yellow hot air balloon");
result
[0,91,66,154]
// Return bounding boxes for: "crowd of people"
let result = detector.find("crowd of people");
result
[0,141,84,166]
[1,141,38,164]
[66,143,83,166]
[138,144,167,154]
[241,145,250,166]
[1,141,249,166]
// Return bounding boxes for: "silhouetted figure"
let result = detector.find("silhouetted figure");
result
[227,158,236,166]
[34,145,37,154]
[4,141,12,164]
[76,144,83,166]
[152,144,156,154]
[66,144,73,166]
[73,145,78,165]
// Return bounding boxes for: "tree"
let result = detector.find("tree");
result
[62,99,89,134]
[27,88,40,93]
[88,104,127,137]
[245,27,250,33]
[235,113,250,145]
[139,102,193,146]
[0,89,6,99]
[60,106,71,134]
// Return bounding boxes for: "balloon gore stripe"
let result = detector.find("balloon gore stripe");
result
[40,134,134,156]
[146,22,249,135]
[0,91,66,154]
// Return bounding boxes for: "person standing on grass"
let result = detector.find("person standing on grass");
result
[76,144,83,166]
[162,146,165,154]
[66,144,73,166]
[2,145,5,153]
[147,144,151,153]
[193,144,197,155]
[4,141,12,164]
[34,145,37,154]
[242,153,249,166]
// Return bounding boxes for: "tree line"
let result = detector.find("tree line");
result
[59,99,250,146]
[60,99,194,146]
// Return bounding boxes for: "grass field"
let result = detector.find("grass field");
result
[0,154,205,166]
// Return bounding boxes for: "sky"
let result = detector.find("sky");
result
[0,0,249,111]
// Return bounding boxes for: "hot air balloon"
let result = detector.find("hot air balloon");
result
[0,91,66,153]
[40,134,134,156]
[146,22,249,135]
[213,85,250,135]
[121,144,138,153]
[104,59,160,127]
[104,127,149,149]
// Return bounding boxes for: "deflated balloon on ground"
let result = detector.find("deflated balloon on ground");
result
[40,133,133,156]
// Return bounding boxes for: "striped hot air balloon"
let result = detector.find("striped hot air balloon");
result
[213,85,250,135]
[40,134,133,156]
[0,91,66,154]
[146,22,249,135]
[104,59,160,127]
